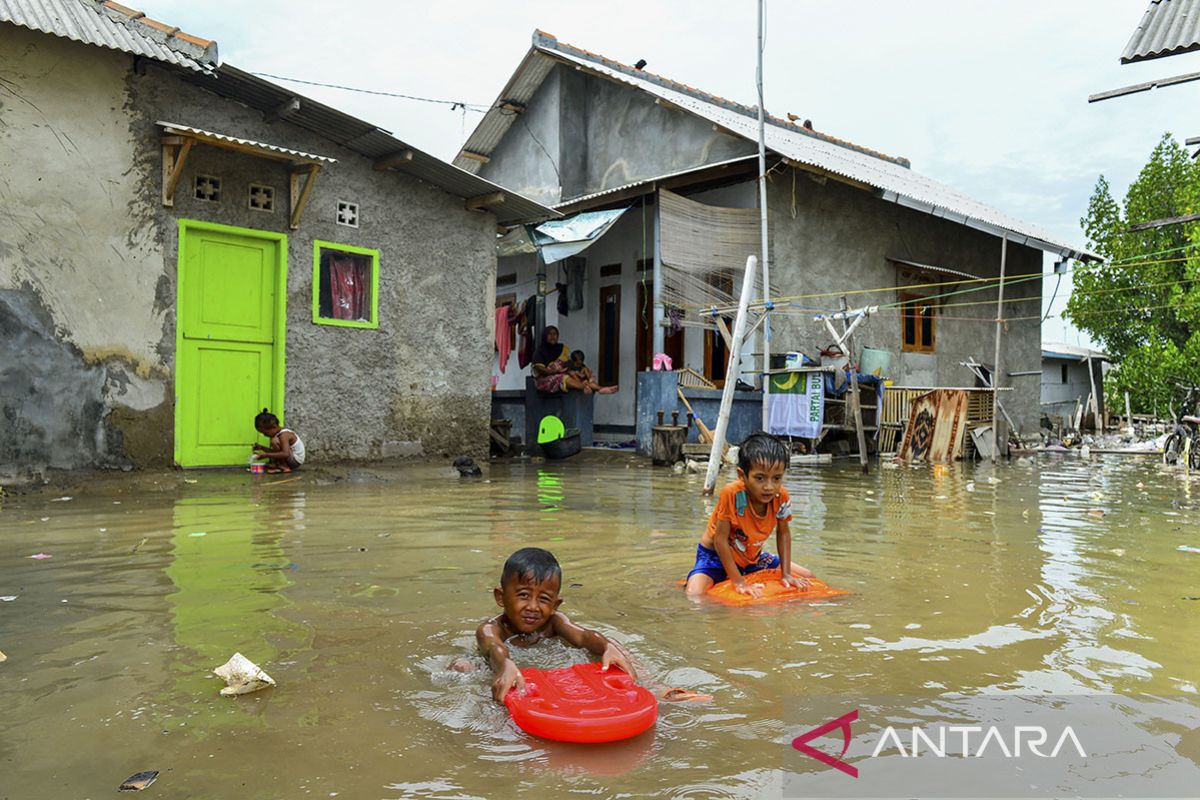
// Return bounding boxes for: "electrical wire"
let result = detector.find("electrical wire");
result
[252,72,491,110]
[1043,271,1063,322]
[681,248,1200,318]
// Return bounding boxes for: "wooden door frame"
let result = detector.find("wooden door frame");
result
[174,219,289,466]
[635,280,684,372]
[598,284,621,386]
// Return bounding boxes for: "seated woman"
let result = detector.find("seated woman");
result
[532,326,617,395]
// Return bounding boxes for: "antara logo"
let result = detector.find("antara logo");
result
[792,709,859,778]
[792,709,1089,778]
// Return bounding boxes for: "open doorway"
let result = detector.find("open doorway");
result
[635,280,684,371]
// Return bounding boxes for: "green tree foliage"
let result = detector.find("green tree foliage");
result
[1067,134,1200,414]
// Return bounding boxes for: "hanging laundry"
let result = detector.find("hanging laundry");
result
[518,329,534,368]
[517,294,536,368]
[566,259,586,311]
[495,304,511,373]
[556,282,569,317]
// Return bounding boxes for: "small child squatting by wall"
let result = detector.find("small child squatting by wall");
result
[252,409,306,474]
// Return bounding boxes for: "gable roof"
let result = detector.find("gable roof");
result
[0,0,216,72]
[1122,0,1200,63]
[458,31,1095,261]
[1,0,556,225]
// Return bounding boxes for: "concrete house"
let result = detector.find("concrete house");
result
[462,32,1093,448]
[0,1,552,476]
[1041,343,1110,429]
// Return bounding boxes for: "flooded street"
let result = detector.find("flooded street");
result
[2,454,1198,798]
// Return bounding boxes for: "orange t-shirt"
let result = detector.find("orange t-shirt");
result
[702,480,793,568]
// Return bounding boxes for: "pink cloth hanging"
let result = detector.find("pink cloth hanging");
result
[330,255,368,321]
[495,304,511,373]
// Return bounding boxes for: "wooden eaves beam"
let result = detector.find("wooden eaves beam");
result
[373,150,414,171]
[161,135,194,207]
[289,164,320,230]
[466,191,506,212]
[783,158,873,192]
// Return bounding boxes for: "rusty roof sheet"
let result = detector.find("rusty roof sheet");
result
[0,0,216,72]
[1122,0,1200,63]
[458,31,1095,260]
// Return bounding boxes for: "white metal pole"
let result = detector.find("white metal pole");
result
[990,234,1008,461]
[704,255,760,495]
[652,193,665,357]
[757,0,772,431]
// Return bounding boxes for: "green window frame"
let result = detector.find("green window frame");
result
[311,240,380,329]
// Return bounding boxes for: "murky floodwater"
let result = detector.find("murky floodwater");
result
[1,453,1198,798]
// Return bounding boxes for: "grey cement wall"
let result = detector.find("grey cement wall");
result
[765,172,1044,432]
[483,68,563,206]
[1041,358,1103,421]
[0,25,497,474]
[480,64,756,204]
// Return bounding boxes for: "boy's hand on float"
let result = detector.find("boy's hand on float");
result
[600,643,637,680]
[734,580,765,599]
[780,573,811,591]
[492,659,525,702]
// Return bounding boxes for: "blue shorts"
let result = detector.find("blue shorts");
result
[686,544,779,584]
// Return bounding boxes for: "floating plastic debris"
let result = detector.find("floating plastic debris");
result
[118,771,159,792]
[27,553,52,560]
[214,653,275,696]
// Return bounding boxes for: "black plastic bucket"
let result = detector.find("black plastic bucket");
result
[542,429,582,459]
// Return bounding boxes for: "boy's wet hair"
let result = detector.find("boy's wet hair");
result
[501,547,562,588]
[738,432,789,472]
[254,408,279,429]
[570,350,585,362]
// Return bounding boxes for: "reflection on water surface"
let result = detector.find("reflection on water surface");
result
[1,454,1197,798]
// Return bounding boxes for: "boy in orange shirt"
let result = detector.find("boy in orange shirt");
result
[685,433,816,598]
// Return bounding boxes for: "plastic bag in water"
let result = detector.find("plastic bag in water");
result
[213,652,275,696]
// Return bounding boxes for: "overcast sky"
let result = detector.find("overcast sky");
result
[136,0,1200,347]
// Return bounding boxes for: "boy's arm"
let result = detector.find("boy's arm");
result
[257,432,295,460]
[476,620,525,702]
[775,519,809,589]
[549,613,637,680]
[712,520,763,597]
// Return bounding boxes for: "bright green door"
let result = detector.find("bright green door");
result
[176,221,286,467]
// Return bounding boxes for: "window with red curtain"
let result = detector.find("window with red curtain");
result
[316,247,375,324]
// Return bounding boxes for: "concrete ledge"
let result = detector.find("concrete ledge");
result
[635,371,764,457]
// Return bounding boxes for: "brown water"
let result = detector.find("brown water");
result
[1,454,1197,798]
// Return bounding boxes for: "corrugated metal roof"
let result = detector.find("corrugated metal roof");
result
[158,121,337,164]
[889,258,979,282]
[1042,342,1111,361]
[460,31,1095,260]
[454,48,556,174]
[172,66,557,225]
[1122,0,1200,63]
[0,0,214,72]
[551,155,758,211]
